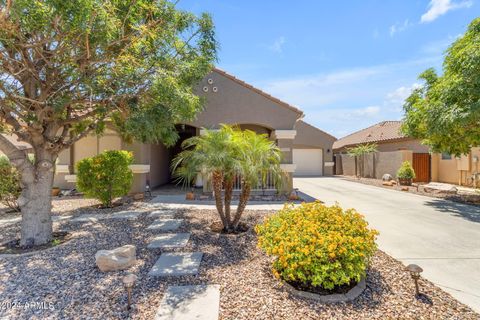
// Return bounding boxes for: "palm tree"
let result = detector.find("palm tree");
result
[347,143,378,178]
[230,129,284,229]
[171,126,236,229]
[172,125,284,232]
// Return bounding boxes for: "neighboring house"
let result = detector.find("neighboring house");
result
[334,120,480,186]
[431,149,480,186]
[333,121,431,182]
[6,68,335,194]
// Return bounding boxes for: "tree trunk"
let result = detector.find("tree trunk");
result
[18,161,55,247]
[211,171,227,229]
[223,177,234,230]
[232,182,251,230]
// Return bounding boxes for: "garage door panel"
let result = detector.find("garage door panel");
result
[293,149,323,176]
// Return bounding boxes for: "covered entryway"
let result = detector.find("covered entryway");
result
[293,149,323,176]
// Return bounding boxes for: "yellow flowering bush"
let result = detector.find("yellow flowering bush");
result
[255,201,379,290]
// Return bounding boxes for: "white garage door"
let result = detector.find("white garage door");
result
[293,149,323,176]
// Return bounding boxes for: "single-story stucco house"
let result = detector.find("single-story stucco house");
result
[334,120,480,187]
[45,68,336,193]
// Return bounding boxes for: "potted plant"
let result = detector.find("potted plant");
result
[397,161,416,186]
[51,186,61,197]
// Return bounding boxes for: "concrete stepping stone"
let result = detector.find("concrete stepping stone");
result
[109,210,141,220]
[148,252,203,277]
[148,210,177,219]
[147,233,191,249]
[155,285,220,320]
[71,214,100,223]
[147,219,183,231]
[52,215,72,222]
[0,216,21,227]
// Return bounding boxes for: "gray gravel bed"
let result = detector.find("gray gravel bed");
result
[0,199,477,319]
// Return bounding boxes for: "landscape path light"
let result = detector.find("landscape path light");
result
[406,264,423,297]
[122,273,138,310]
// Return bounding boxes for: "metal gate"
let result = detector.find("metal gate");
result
[412,153,430,183]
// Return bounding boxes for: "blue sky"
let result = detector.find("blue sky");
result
[178,0,478,138]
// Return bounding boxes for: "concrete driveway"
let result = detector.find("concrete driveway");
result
[294,176,480,313]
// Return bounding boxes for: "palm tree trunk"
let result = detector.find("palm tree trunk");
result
[212,171,227,229]
[223,177,234,230]
[232,182,251,230]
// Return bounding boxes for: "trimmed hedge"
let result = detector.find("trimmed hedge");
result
[0,156,21,212]
[76,150,133,207]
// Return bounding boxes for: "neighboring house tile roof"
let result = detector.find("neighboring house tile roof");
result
[213,68,304,116]
[333,121,406,150]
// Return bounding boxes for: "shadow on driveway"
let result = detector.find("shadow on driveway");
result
[424,198,480,223]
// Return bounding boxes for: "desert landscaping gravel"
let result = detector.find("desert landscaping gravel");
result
[0,197,478,319]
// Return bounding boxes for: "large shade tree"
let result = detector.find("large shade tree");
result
[402,17,480,156]
[0,0,217,246]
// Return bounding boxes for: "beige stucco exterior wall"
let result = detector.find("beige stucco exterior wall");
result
[149,143,171,188]
[337,150,412,179]
[54,130,150,193]
[431,147,480,185]
[376,139,429,153]
[189,70,301,130]
[293,120,336,176]
[335,138,429,154]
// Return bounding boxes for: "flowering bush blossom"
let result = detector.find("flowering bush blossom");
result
[256,201,378,289]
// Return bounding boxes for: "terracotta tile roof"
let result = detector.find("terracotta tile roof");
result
[333,121,406,150]
[213,68,304,117]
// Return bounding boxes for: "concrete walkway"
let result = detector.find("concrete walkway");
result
[146,195,289,211]
[294,177,480,313]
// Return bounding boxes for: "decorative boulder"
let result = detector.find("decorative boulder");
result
[95,245,136,272]
[382,174,393,181]
[423,183,457,195]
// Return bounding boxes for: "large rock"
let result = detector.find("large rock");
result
[423,182,458,195]
[382,174,393,181]
[95,245,136,272]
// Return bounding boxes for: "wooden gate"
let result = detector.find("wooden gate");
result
[412,153,430,182]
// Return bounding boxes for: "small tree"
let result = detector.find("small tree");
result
[0,1,217,245]
[402,18,480,156]
[172,125,284,232]
[77,150,134,207]
[347,143,378,178]
[0,156,21,211]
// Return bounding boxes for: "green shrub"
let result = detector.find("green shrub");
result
[0,156,21,212]
[397,161,416,180]
[76,150,134,207]
[255,201,378,290]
